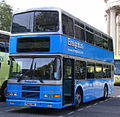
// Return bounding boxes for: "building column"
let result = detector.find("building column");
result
[110,8,116,55]
[107,12,110,35]
[117,14,120,56]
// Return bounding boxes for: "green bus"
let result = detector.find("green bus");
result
[0,30,10,101]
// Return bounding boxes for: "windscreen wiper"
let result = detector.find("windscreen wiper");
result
[17,59,34,82]
[33,63,44,83]
[17,74,23,82]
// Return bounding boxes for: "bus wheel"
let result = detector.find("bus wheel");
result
[104,86,108,99]
[74,89,82,108]
[1,82,7,101]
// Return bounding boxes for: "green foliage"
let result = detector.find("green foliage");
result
[0,0,12,32]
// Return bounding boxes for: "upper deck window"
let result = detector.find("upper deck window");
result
[34,11,59,32]
[11,11,59,34]
[12,12,34,33]
[62,14,74,37]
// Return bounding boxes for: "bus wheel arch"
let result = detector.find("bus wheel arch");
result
[104,83,108,99]
[74,86,83,108]
[1,80,7,101]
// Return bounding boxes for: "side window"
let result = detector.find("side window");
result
[108,37,113,51]
[62,14,74,37]
[75,21,85,41]
[95,63,103,79]
[5,36,9,52]
[87,62,95,79]
[0,42,5,52]
[94,35,103,48]
[75,60,86,80]
[103,65,111,78]
[0,34,9,52]
[86,27,94,44]
[108,65,111,78]
[102,35,108,50]
[111,65,114,78]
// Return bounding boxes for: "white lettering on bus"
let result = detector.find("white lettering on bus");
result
[68,38,83,49]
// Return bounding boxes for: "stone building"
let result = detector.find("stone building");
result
[104,0,120,56]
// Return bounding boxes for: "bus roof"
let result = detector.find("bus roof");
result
[13,7,111,39]
[14,7,61,14]
[0,30,10,36]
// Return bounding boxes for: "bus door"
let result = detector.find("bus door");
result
[63,58,74,105]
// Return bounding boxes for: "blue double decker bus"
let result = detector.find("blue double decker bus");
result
[6,7,114,109]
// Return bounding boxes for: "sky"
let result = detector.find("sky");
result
[5,0,107,33]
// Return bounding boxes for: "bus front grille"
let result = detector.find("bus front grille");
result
[22,86,40,91]
[22,92,40,99]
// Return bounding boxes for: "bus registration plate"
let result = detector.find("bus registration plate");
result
[24,103,36,106]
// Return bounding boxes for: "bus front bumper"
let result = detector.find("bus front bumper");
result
[6,99,63,109]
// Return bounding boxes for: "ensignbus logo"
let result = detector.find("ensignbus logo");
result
[68,38,83,50]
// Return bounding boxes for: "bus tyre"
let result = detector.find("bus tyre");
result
[104,86,108,99]
[74,89,82,108]
[1,82,7,101]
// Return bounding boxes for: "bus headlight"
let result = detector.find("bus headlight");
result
[44,94,48,98]
[14,93,18,96]
[10,93,14,96]
[8,92,18,96]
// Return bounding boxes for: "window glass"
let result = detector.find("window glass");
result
[0,34,8,52]
[62,14,74,37]
[95,64,102,78]
[108,38,113,51]
[75,26,85,41]
[103,39,108,50]
[112,65,114,78]
[0,42,5,52]
[103,65,111,78]
[34,11,59,32]
[64,59,73,79]
[86,31,94,44]
[75,21,84,28]
[9,57,61,80]
[114,60,120,75]
[108,65,111,78]
[75,60,86,80]
[12,12,34,33]
[0,34,9,52]
[94,35,103,47]
[87,62,95,79]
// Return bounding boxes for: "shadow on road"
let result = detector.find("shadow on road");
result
[7,97,108,116]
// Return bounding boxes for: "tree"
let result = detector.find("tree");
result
[0,0,12,32]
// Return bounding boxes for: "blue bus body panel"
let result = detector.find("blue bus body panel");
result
[8,34,114,108]
[9,34,114,63]
[75,78,114,103]
[7,84,63,109]
[7,78,114,108]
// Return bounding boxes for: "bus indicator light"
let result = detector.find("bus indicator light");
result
[7,92,9,96]
[54,94,60,98]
